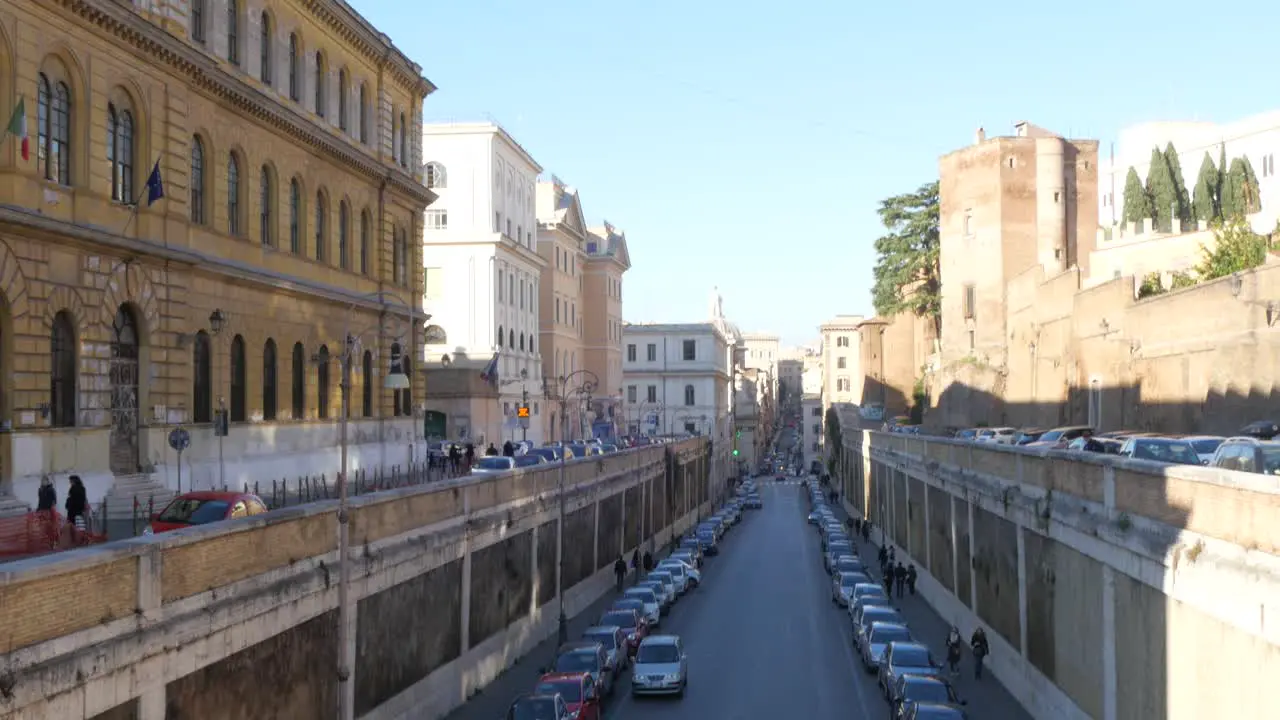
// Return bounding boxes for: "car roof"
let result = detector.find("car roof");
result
[869,621,910,632]
[901,673,946,685]
[559,640,601,651]
[639,634,680,646]
[583,625,621,635]
[511,693,560,706]
[838,571,866,580]
[172,491,252,501]
[538,672,588,683]
[889,641,930,652]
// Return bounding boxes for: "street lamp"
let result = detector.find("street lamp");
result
[323,289,418,720]
[550,368,599,646]
[208,308,227,490]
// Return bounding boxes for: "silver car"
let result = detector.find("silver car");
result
[648,570,680,598]
[831,571,873,606]
[638,580,672,614]
[631,635,688,697]
[656,561,693,592]
[623,587,661,627]
[860,621,912,671]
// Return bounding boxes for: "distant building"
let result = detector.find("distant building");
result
[820,315,865,412]
[622,323,733,439]
[420,122,545,446]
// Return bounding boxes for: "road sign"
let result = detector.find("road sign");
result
[517,405,530,419]
[168,427,191,452]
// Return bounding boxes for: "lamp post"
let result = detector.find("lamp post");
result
[324,290,416,720]
[551,368,598,646]
[208,308,227,490]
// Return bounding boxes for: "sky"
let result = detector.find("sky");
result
[350,0,1280,346]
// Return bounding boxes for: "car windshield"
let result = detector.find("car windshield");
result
[626,589,657,604]
[871,626,911,643]
[157,498,229,525]
[840,575,862,588]
[508,697,559,720]
[584,632,617,650]
[636,644,680,663]
[476,457,512,470]
[554,653,597,673]
[534,681,580,703]
[1189,438,1223,454]
[906,681,952,703]
[600,612,636,630]
[862,610,901,628]
[1132,441,1200,464]
[893,647,933,667]
[1039,430,1064,442]
[1261,447,1280,475]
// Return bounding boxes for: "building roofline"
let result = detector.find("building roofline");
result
[421,122,543,173]
[322,1,435,96]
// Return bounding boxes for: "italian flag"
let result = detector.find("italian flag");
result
[7,97,27,162]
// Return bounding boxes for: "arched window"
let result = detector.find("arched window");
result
[684,384,695,406]
[227,153,241,236]
[288,33,300,101]
[259,12,272,84]
[37,74,71,185]
[338,201,350,269]
[314,51,326,117]
[529,336,535,354]
[359,210,370,274]
[314,191,327,261]
[391,113,399,164]
[106,103,134,203]
[193,331,212,423]
[190,136,206,224]
[425,162,446,189]
[288,178,301,253]
[259,166,273,246]
[359,83,369,144]
[230,335,246,422]
[50,311,77,427]
[338,68,349,131]
[518,333,525,352]
[391,342,403,417]
[398,111,408,167]
[362,350,373,417]
[399,357,412,417]
[497,326,504,348]
[262,338,278,421]
[227,0,240,66]
[508,329,515,349]
[291,342,305,419]
[316,345,330,419]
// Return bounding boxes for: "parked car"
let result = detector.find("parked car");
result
[471,456,516,474]
[144,491,269,535]
[532,673,602,720]
[630,635,688,697]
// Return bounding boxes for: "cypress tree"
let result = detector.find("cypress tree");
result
[1122,167,1151,225]
[1191,152,1219,224]
[1145,147,1177,232]
[1163,142,1191,226]
[1222,158,1247,219]
[1241,156,1261,213]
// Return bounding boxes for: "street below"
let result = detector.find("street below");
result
[448,477,1032,719]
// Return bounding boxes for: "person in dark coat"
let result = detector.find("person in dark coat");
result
[970,627,990,679]
[464,443,476,470]
[642,550,653,573]
[894,562,907,597]
[502,440,515,457]
[631,548,641,581]
[613,556,627,591]
[37,476,57,512]
[906,564,918,595]
[448,444,462,474]
[65,475,87,539]
[484,443,499,456]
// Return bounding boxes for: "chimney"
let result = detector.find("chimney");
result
[975,127,986,144]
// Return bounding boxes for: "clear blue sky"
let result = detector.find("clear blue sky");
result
[351,0,1276,346]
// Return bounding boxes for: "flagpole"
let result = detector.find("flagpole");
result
[121,156,165,236]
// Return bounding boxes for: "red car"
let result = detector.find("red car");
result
[532,672,602,720]
[144,491,269,534]
[598,608,648,657]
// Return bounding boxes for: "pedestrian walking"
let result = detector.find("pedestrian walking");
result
[613,556,627,591]
[502,440,515,457]
[970,627,990,679]
[448,444,461,475]
[906,564,918,595]
[946,627,963,676]
[37,475,56,511]
[631,548,640,582]
[894,562,907,598]
[642,550,653,573]
[65,475,87,542]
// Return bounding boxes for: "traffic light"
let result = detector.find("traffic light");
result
[732,448,739,457]
[517,405,530,419]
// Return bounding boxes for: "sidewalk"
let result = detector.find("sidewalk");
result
[829,491,1032,718]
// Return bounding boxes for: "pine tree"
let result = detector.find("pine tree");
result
[870,181,942,340]
[1145,147,1177,232]
[1122,167,1151,225]
[1163,142,1191,227]
[1191,152,1219,224]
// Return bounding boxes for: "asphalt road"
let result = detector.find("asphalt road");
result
[446,479,1032,719]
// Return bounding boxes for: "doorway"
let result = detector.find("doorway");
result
[109,305,140,474]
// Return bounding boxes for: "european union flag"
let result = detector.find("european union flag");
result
[144,160,164,206]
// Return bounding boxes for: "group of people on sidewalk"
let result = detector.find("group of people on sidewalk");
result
[33,474,91,543]
[823,477,993,683]
[613,547,653,590]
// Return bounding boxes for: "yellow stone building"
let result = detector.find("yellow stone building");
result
[0,0,435,518]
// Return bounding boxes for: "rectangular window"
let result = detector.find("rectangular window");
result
[646,385,657,403]
[497,270,504,302]
[627,385,637,403]
[494,211,500,232]
[963,209,974,236]
[682,340,696,361]
[812,407,821,417]
[425,209,447,230]
[963,284,976,320]
[423,267,443,299]
[837,357,846,369]
[626,344,636,362]
[968,330,976,351]
[646,344,656,362]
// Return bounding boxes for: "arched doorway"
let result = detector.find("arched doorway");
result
[109,305,140,474]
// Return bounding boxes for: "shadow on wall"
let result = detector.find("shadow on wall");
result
[932,379,1280,436]
[860,376,910,420]
[849,423,1197,719]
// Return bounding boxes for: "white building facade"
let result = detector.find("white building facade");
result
[799,362,825,471]
[1098,109,1280,234]
[420,123,547,446]
[622,323,733,439]
[820,315,864,414]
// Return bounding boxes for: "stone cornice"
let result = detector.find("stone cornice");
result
[303,0,436,97]
[65,0,435,208]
